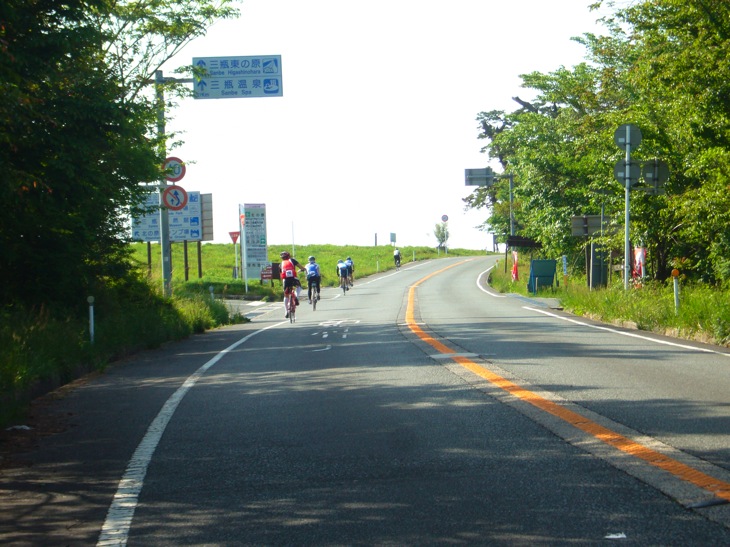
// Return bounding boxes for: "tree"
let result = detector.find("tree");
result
[0,0,241,307]
[434,222,449,250]
[465,0,730,283]
[95,0,240,102]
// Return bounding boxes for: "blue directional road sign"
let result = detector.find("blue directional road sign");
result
[193,55,283,99]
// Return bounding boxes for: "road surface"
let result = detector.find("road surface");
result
[2,256,730,545]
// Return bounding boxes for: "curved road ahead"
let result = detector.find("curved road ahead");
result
[3,256,730,545]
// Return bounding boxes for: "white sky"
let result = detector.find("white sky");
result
[162,0,608,250]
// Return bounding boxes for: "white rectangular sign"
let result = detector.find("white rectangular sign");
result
[132,191,203,242]
[239,203,268,280]
[193,55,283,99]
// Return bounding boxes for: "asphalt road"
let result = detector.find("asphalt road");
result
[2,256,730,545]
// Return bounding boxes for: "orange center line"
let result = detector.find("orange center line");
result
[406,263,730,502]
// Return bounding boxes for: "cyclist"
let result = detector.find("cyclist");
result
[336,259,349,291]
[280,251,305,318]
[305,256,321,304]
[394,248,402,268]
[344,256,354,286]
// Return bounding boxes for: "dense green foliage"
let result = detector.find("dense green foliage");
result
[1,0,157,305]
[1,0,239,307]
[466,1,730,285]
[0,0,240,423]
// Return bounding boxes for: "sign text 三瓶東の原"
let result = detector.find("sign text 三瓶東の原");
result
[193,55,283,100]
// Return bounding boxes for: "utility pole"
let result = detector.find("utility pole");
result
[154,70,193,297]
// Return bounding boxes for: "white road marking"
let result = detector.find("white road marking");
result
[476,266,506,297]
[475,263,729,356]
[525,306,730,357]
[313,345,332,352]
[97,322,283,546]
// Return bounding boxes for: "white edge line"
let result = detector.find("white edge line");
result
[97,321,284,546]
[477,266,506,298]
[475,262,727,356]
[524,306,730,357]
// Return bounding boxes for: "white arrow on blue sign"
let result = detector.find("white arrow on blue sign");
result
[193,55,283,100]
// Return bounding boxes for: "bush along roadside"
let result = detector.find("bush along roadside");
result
[490,256,730,347]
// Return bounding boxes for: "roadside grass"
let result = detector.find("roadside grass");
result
[0,274,236,426]
[130,242,480,299]
[491,255,730,346]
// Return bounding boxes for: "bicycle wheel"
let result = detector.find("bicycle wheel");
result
[289,298,296,323]
[311,286,317,311]
[341,278,347,295]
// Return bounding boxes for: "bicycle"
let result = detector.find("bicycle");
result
[395,257,401,271]
[308,279,320,311]
[339,275,348,295]
[284,286,297,323]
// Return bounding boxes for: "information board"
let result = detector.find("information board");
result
[193,55,283,99]
[132,191,202,242]
[239,203,268,280]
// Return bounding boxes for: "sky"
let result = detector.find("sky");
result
[160,0,608,250]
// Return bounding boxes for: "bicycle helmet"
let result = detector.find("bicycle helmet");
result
[280,251,290,260]
[346,256,351,260]
[308,256,315,262]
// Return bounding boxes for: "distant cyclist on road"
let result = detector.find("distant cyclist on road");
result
[305,256,321,304]
[394,248,402,269]
[336,259,350,291]
[280,251,305,318]
[344,256,354,286]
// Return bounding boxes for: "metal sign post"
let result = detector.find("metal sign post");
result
[156,71,172,297]
[155,71,193,297]
[614,124,642,290]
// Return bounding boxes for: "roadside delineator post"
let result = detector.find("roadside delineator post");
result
[672,269,680,314]
[87,296,95,344]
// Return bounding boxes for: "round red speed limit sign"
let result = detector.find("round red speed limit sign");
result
[164,156,186,182]
[162,185,188,211]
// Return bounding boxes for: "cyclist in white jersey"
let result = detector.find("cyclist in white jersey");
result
[344,256,354,285]
[336,259,349,291]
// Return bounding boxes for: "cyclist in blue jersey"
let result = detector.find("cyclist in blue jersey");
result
[305,256,321,303]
